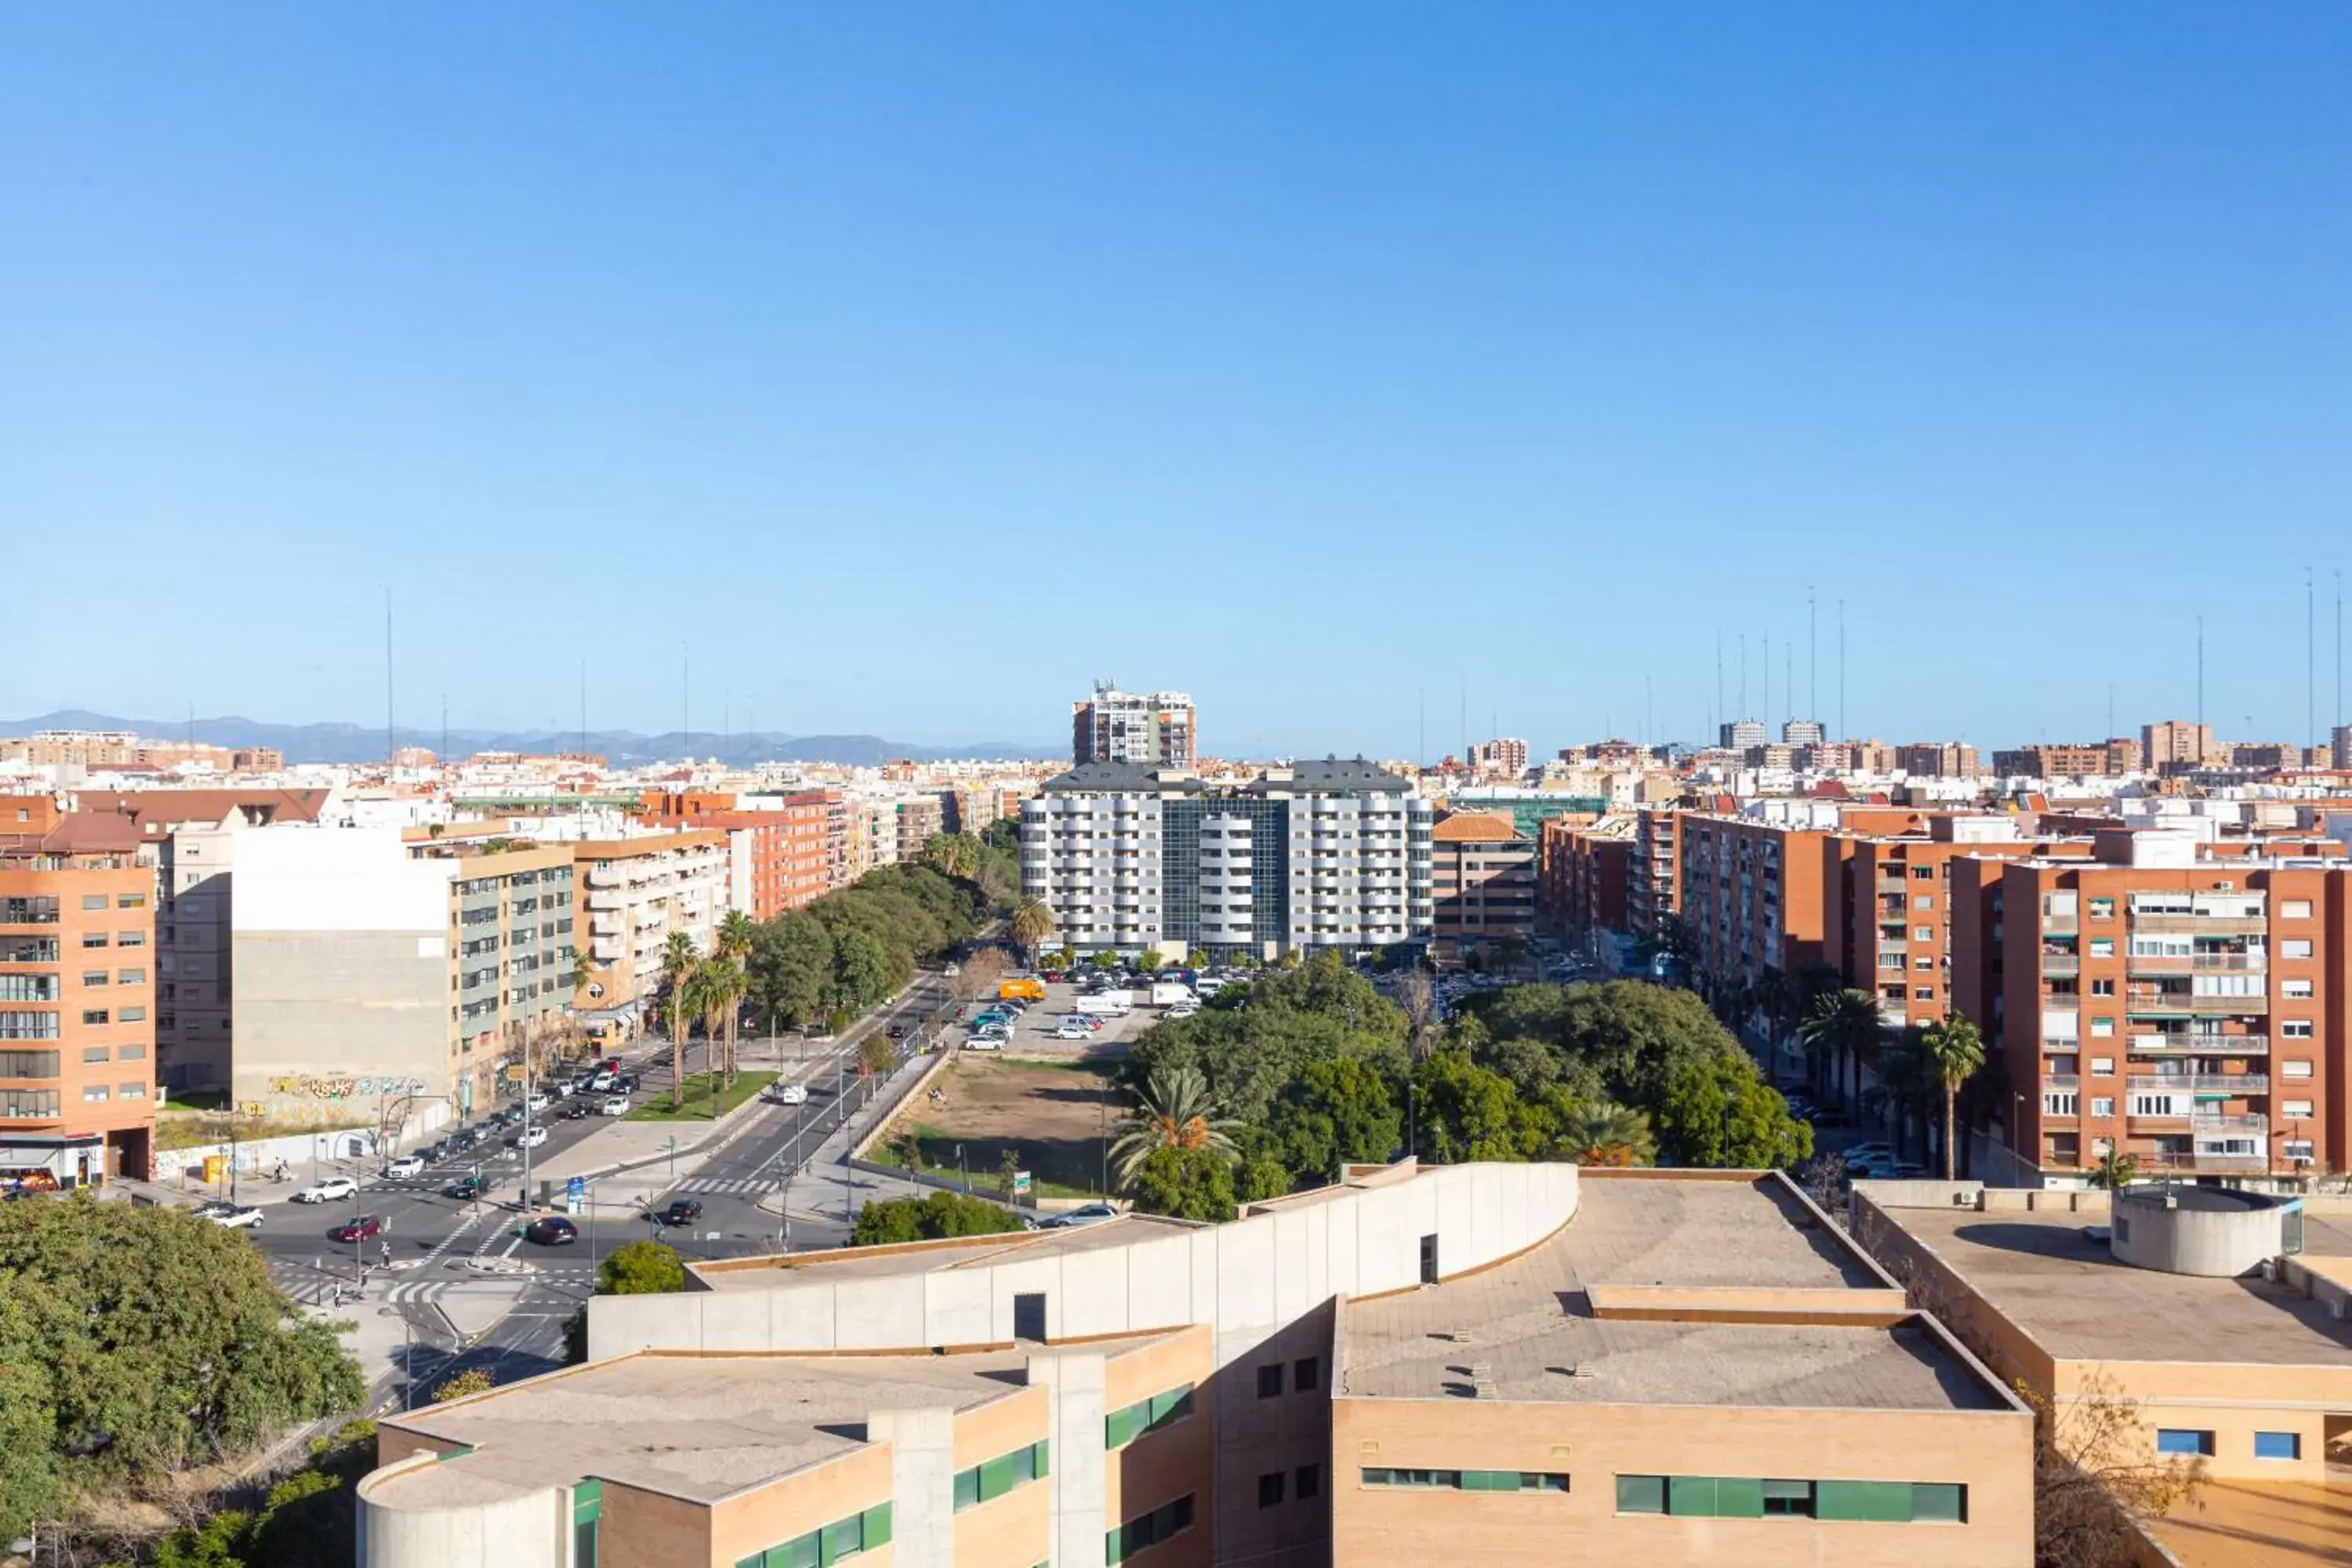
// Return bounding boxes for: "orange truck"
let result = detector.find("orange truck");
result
[999,978,1047,1002]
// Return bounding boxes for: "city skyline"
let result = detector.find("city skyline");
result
[6,6,2351,754]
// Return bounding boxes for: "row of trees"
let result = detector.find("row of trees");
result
[1104,956,1812,1219]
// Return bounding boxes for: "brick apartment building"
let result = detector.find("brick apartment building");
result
[1895,742,1980,779]
[1428,811,1537,962]
[1989,739,2143,779]
[0,817,157,1183]
[1537,815,1631,950]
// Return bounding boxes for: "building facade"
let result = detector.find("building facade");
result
[1428,811,1537,962]
[1021,762,1432,959]
[1539,815,1632,953]
[0,842,157,1182]
[1073,682,1199,769]
[573,832,726,1016]
[1896,742,1980,779]
[1990,740,2141,779]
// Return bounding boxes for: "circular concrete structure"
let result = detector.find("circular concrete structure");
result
[2109,1185,2296,1278]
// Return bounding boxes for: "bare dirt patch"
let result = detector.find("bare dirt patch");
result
[882,1051,1123,1198]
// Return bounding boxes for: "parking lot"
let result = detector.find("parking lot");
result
[953,974,1185,1062]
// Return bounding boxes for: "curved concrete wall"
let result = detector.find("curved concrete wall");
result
[590,1161,1577,1363]
[2111,1195,2285,1278]
[355,1456,566,1568]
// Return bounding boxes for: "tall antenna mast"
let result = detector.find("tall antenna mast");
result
[2197,615,2205,732]
[1838,598,1846,741]
[1715,634,1725,739]
[579,659,587,757]
[1763,633,1771,731]
[1808,586,1817,723]
[2307,566,2318,763]
[441,695,448,766]
[383,590,394,770]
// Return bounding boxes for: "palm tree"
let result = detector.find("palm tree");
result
[659,929,702,1113]
[1009,899,1054,967]
[1109,1067,1241,1187]
[2088,1146,2140,1190]
[1801,988,1884,1113]
[1918,1013,1987,1181]
[1560,1100,1656,1168]
[715,910,758,1083]
[693,956,746,1102]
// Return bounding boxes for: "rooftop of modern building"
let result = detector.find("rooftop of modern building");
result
[1035,761,1207,795]
[66,786,335,829]
[1870,1201,2352,1368]
[1338,1173,2013,1413]
[366,1337,1171,1512]
[1247,758,1415,795]
[689,1212,1204,1292]
[1430,811,1526,843]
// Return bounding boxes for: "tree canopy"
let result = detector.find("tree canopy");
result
[850,1189,1028,1246]
[0,1195,365,1541]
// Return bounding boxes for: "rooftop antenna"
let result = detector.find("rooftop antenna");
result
[579,659,587,757]
[2307,566,2317,762]
[2197,615,2205,731]
[1763,632,1771,731]
[1808,586,1817,724]
[1838,598,1846,742]
[383,589,394,770]
[1740,633,1748,717]
[2336,568,2343,760]
[1715,634,1724,735]
[680,642,690,762]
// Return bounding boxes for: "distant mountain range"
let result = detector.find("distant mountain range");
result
[1,710,1054,768]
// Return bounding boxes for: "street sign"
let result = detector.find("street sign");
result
[1013,1171,1032,1196]
[565,1175,586,1215]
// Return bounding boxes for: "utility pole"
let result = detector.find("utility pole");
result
[1763,633,1771,730]
[1740,633,1748,717]
[383,590,395,771]
[1838,598,1846,740]
[2308,566,2318,764]
[1715,634,1724,740]
[1808,586,1817,724]
[2197,615,2205,731]
[579,658,588,758]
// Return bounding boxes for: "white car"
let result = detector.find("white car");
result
[525,1092,552,1113]
[771,1081,809,1105]
[385,1155,426,1178]
[588,1072,618,1093]
[291,1176,358,1203]
[517,1125,550,1149]
[601,1094,632,1116]
[194,1201,264,1229]
[1054,1022,1093,1040]
[964,1035,1004,1052]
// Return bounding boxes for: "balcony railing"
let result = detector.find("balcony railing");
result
[2143,1152,2269,1175]
[2129,913,2267,935]
[2129,1033,2267,1056]
[2125,953,2266,975]
[2041,954,2080,976]
[2042,913,2079,933]
[2125,989,2269,1015]
[2128,1074,2269,1096]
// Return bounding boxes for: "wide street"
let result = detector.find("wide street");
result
[207,971,954,1406]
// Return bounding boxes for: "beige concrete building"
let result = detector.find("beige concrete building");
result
[572,831,725,1018]
[354,1161,2033,1566]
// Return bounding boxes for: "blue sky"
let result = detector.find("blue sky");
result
[5,5,2349,759]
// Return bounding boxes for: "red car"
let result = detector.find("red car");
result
[332,1214,383,1243]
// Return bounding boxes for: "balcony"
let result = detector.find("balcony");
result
[2143,1152,2270,1176]
[2125,989,2268,1016]
[2041,913,2078,935]
[2129,913,2267,935]
[2040,953,2079,977]
[2129,1074,2269,1097]
[2125,953,2266,975]
[2129,1033,2267,1056]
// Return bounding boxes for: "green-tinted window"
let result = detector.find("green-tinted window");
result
[820,1517,862,1563]
[780,1533,822,1568]
[1617,1475,1665,1513]
[572,1479,602,1525]
[1460,1470,1522,1492]
[1149,1385,1192,1426]
[979,1454,1018,1502]
[1911,1484,1965,1523]
[1712,1476,1765,1518]
[1668,1475,1719,1515]
[1522,1472,1569,1493]
[1761,1479,1815,1517]
[1031,1439,1051,1479]
[859,1504,892,1548]
[575,1520,597,1568]
[1817,1480,1914,1523]
[954,1466,982,1511]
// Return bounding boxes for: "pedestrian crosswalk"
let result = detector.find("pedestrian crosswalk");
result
[666,1176,779,1197]
[383,1269,592,1307]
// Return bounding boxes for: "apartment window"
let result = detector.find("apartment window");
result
[1257,1363,1283,1398]
[82,1085,109,1102]
[118,893,146,909]
[2089,938,2114,958]
[82,895,107,911]
[2090,978,2115,996]
[1913,895,1933,911]
[1259,1472,1286,1508]
[81,932,108,949]
[1297,1464,1322,1500]
[1912,866,1934,880]
[81,1010,108,1026]
[1914,987,1934,1001]
[2089,897,2114,919]
[735,1504,891,1568]
[116,968,144,985]
[2283,1022,2314,1040]
[118,1043,145,1061]
[2282,939,2314,960]
[2090,1058,2114,1076]
[2045,1092,2078,1116]
[2284,979,2314,999]
[1363,1469,1462,1489]
[1615,1475,1962,1523]
[81,1047,109,1064]
[117,930,143,947]
[118,1082,146,1099]
[2090,1017,2116,1038]
[2091,1098,2115,1118]
[2285,1100,2315,1118]
[2156,1429,2215,1457]
[1914,926,1934,942]
[1105,1385,1194,1449]
[82,971,108,988]
[1294,1356,1319,1392]
[118,1006,145,1023]
[2281,900,2313,920]
[2254,1432,2302,1461]
[2284,1061,2314,1079]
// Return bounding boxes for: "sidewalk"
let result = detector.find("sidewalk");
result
[760,1046,952,1225]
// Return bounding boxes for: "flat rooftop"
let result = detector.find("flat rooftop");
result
[370,1337,1167,1511]
[1341,1176,2008,1412]
[1885,1205,2352,1367]
[691,1213,1200,1292]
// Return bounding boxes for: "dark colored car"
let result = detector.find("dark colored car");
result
[887,1024,906,1040]
[525,1216,578,1246]
[445,1174,485,1200]
[563,1102,591,1120]
[332,1214,383,1243]
[658,1199,702,1227]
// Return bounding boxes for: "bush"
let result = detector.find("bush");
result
[851,1189,1026,1246]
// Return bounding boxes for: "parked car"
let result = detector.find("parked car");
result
[771,1080,809,1105]
[292,1176,358,1204]
[1041,1202,1120,1229]
[331,1214,383,1243]
[445,1174,485,1200]
[524,1216,578,1246]
[601,1095,632,1116]
[563,1102,592,1120]
[656,1199,703,1227]
[1054,1022,1093,1040]
[525,1092,552,1113]
[887,1024,906,1039]
[964,1035,1004,1052]
[386,1154,426,1178]
[194,1200,263,1229]
[1839,1142,1893,1166]
[588,1072,618,1093]
[515,1126,549,1149]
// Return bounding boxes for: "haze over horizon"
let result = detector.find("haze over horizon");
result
[5,5,2349,757]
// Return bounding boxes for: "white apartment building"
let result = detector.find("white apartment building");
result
[1072,681,1198,768]
[575,830,726,1012]
[1021,760,1432,960]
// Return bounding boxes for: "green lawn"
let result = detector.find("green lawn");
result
[624,1073,778,1121]
[887,1122,1106,1201]
[162,1089,229,1112]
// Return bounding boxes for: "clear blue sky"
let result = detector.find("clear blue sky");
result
[5,5,2349,759]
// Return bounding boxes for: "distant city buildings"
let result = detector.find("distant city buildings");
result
[1468,735,1528,777]
[1072,681,1197,769]
[1428,811,1536,961]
